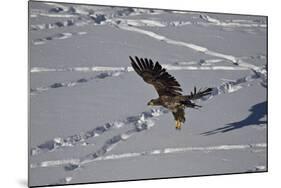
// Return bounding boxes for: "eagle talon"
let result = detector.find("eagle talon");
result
[175,121,182,129]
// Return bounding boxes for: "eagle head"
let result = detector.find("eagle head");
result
[147,99,160,106]
[147,101,154,106]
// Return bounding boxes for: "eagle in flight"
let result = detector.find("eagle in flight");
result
[130,56,213,129]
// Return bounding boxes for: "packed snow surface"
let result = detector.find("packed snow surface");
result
[29,2,267,187]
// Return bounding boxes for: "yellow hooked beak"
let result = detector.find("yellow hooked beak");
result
[147,101,153,106]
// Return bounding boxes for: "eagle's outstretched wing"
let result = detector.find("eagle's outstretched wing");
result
[130,56,182,97]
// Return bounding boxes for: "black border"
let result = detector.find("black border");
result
[28,0,268,187]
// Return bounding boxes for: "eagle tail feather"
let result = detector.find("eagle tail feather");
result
[181,100,202,109]
[186,87,213,100]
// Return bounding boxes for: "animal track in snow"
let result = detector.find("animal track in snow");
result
[113,24,267,87]
[30,108,167,156]
[30,60,252,96]
[199,14,267,28]
[32,31,87,45]
[31,143,266,169]
[30,70,125,95]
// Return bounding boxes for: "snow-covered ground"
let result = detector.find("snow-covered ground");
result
[29,1,267,187]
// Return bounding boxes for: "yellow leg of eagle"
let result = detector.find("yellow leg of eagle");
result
[175,120,182,129]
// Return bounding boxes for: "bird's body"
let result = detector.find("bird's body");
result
[130,56,212,129]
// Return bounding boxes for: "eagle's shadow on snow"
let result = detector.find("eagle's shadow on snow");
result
[201,101,267,136]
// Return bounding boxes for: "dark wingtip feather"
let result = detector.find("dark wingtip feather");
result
[140,58,147,69]
[202,88,213,95]
[206,88,213,92]
[129,56,134,66]
[130,56,143,75]
[154,61,162,72]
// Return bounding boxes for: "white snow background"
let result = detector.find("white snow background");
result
[28,1,267,187]
[4,0,281,188]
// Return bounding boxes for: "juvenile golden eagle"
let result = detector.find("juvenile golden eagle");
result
[130,56,212,129]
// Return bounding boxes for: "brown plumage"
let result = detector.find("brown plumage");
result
[130,56,212,129]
